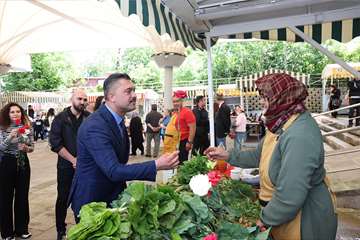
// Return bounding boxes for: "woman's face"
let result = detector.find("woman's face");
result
[260,97,269,113]
[9,106,22,122]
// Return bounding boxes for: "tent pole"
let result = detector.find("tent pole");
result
[289,26,360,80]
[206,36,215,147]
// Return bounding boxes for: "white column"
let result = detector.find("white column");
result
[164,66,173,110]
[206,36,215,147]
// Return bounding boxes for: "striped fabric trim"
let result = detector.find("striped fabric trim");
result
[223,18,360,43]
[115,0,204,49]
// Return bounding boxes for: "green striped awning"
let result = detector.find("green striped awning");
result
[115,0,205,49]
[224,18,360,44]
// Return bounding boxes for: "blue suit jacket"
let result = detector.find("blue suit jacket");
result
[69,104,157,215]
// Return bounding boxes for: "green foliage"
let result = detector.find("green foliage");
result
[175,154,214,185]
[216,222,271,240]
[110,182,213,240]
[117,48,162,91]
[205,179,261,227]
[3,52,78,91]
[67,202,131,240]
[80,49,118,77]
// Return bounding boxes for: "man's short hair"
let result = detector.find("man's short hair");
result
[216,93,224,101]
[195,95,204,104]
[103,73,131,99]
[151,104,157,111]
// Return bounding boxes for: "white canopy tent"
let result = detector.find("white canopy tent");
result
[162,0,360,146]
[0,0,197,73]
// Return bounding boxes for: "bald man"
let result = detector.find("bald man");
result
[49,89,91,240]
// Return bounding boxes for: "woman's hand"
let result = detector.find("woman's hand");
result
[9,128,18,139]
[204,147,229,161]
[256,219,267,232]
[18,143,27,152]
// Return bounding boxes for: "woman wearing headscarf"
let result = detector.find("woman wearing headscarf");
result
[129,112,144,156]
[205,73,337,240]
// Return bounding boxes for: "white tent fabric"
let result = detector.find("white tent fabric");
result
[0,0,156,72]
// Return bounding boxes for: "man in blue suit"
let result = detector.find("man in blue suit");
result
[69,73,179,218]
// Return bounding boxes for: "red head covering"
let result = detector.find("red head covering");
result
[255,73,308,133]
[173,90,187,99]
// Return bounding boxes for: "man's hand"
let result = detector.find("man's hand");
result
[71,157,77,168]
[155,151,179,170]
[204,147,229,161]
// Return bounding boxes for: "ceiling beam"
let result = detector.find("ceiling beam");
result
[195,0,336,20]
[207,5,360,37]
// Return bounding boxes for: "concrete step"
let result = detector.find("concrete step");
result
[318,123,360,146]
[318,117,360,137]
[321,130,353,150]
[323,142,335,152]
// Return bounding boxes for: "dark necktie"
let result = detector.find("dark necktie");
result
[119,120,129,150]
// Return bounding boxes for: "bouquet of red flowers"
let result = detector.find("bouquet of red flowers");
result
[15,119,31,168]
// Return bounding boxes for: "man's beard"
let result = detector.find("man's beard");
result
[73,104,85,113]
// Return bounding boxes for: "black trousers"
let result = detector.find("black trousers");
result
[192,134,210,156]
[179,139,190,163]
[55,166,74,233]
[0,153,30,238]
[131,142,144,155]
[34,129,44,141]
[349,98,360,126]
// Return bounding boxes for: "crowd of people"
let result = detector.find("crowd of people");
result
[0,72,349,240]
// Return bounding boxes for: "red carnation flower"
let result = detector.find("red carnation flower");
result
[208,170,222,187]
[224,165,235,178]
[203,233,217,240]
[18,127,26,134]
[15,119,21,126]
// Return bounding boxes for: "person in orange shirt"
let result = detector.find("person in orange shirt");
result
[172,90,196,163]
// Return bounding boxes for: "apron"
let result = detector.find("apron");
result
[259,114,336,240]
[163,115,180,154]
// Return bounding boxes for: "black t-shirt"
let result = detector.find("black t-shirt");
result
[348,80,360,97]
[34,119,44,130]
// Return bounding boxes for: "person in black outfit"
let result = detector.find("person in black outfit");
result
[49,89,90,240]
[27,105,34,120]
[129,112,144,156]
[348,79,360,127]
[192,96,210,155]
[33,115,45,141]
[215,94,231,148]
[328,85,341,118]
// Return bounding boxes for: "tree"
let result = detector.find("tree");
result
[79,49,119,77]
[2,52,78,91]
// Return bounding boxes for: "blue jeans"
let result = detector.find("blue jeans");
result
[235,132,246,150]
[216,137,226,149]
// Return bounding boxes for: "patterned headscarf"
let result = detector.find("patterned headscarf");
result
[255,73,308,133]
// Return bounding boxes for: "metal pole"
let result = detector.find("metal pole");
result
[289,26,360,80]
[322,78,327,112]
[322,126,360,136]
[313,102,360,117]
[206,36,215,147]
